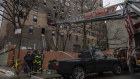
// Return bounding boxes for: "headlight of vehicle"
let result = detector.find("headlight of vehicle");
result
[5,71,15,76]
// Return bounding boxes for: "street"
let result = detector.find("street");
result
[34,71,140,79]
[0,67,140,79]
[85,72,140,79]
[1,71,139,79]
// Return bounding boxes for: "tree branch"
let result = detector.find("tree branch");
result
[0,13,14,24]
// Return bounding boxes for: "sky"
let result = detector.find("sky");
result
[103,0,125,7]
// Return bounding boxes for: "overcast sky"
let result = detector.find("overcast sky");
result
[103,0,125,7]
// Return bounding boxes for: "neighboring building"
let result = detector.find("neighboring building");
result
[0,0,107,52]
[106,17,140,51]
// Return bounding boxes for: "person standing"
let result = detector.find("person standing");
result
[24,51,32,72]
[40,50,44,73]
[33,50,42,74]
[31,50,37,71]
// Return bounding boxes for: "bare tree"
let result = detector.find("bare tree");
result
[0,0,39,58]
[60,23,73,51]
[75,0,99,50]
[45,0,100,51]
[46,0,73,51]
[95,22,108,50]
[53,1,66,51]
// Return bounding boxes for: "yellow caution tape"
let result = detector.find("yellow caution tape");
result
[0,60,19,63]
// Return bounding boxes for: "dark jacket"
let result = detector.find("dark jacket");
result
[24,54,32,62]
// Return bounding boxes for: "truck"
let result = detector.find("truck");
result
[117,48,140,71]
[48,49,122,79]
[116,22,140,71]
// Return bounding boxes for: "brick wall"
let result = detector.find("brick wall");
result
[7,45,78,69]
[3,24,47,49]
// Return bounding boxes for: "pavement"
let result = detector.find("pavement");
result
[0,66,140,79]
[86,72,140,79]
[18,71,140,79]
[0,66,18,79]
[0,72,18,79]
[20,71,140,79]
[18,71,61,79]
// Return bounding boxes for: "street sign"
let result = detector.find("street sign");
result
[15,29,21,34]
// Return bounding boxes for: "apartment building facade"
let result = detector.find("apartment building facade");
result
[0,0,107,52]
[46,0,107,52]
[0,0,47,49]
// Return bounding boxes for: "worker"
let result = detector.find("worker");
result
[33,50,42,74]
[24,51,32,73]
[40,50,44,74]
[114,49,119,58]
[31,50,37,71]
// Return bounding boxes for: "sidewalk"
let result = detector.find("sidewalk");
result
[0,66,61,79]
[18,71,62,79]
[0,66,18,79]
[0,72,18,79]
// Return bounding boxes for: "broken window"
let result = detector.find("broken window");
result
[60,32,64,37]
[61,8,64,13]
[69,34,72,40]
[60,25,64,29]
[34,6,38,13]
[76,35,78,41]
[33,16,37,24]
[53,5,56,10]
[29,26,33,34]
[41,28,45,35]
[52,31,55,36]
[20,11,27,19]
[43,0,47,7]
